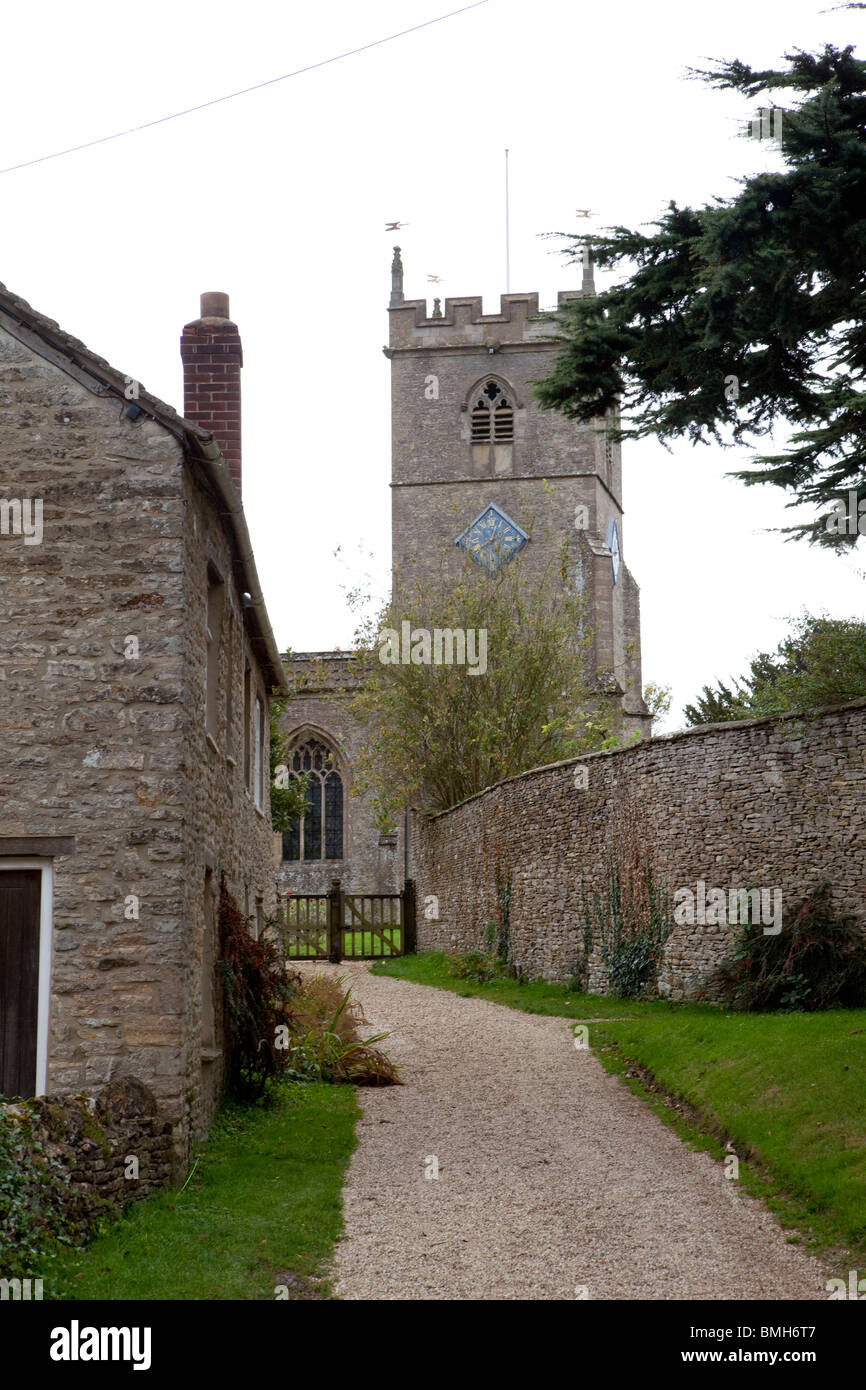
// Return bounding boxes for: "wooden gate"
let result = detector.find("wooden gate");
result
[278,879,415,962]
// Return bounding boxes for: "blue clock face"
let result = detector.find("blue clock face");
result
[606,517,621,586]
[455,503,529,572]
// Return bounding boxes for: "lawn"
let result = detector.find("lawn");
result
[372,952,866,1265]
[285,928,402,958]
[45,1081,358,1301]
[279,902,402,958]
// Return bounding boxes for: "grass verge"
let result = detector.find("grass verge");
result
[372,952,866,1269]
[45,1081,358,1301]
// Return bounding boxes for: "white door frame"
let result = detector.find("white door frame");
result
[0,857,53,1096]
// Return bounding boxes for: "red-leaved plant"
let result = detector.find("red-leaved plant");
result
[217,874,298,1101]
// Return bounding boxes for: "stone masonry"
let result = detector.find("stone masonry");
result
[0,283,285,1155]
[275,652,403,899]
[279,251,650,902]
[410,701,866,997]
[386,248,649,732]
[0,1077,177,1248]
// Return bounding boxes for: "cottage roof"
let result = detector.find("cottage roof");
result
[0,280,288,695]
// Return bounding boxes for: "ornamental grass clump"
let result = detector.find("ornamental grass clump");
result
[283,975,402,1086]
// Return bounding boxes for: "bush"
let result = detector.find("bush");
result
[707,883,866,1011]
[346,543,626,821]
[603,856,673,1000]
[446,950,502,983]
[218,876,298,1102]
[606,936,658,1000]
[219,877,400,1092]
[283,975,401,1086]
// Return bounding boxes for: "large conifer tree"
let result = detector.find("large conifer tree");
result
[536,38,866,549]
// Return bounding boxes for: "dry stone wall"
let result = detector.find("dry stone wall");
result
[0,1077,176,1248]
[410,702,866,997]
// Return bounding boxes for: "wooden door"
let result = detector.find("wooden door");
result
[0,869,41,1097]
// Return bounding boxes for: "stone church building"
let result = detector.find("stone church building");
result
[277,249,649,902]
[0,282,284,1152]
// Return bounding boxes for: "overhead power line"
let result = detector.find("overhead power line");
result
[0,1,489,177]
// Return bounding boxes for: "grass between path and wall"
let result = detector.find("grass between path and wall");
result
[371,952,866,1270]
[45,1081,358,1301]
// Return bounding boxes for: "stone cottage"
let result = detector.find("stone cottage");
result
[0,283,286,1153]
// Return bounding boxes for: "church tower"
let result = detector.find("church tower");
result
[385,247,650,732]
[276,251,652,906]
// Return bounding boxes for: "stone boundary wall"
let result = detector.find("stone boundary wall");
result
[409,702,866,997]
[0,1077,177,1246]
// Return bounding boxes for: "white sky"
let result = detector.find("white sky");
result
[2,0,862,729]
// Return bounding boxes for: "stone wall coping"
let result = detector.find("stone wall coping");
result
[414,698,866,822]
[287,651,355,662]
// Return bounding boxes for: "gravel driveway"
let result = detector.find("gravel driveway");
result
[310,962,830,1301]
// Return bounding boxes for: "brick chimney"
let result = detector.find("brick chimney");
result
[180,291,243,494]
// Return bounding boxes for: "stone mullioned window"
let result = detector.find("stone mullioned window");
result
[282,738,344,862]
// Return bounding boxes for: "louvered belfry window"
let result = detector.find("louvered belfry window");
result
[282,738,343,862]
[471,380,514,442]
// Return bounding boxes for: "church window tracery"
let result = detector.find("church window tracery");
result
[281,737,343,861]
[470,380,514,442]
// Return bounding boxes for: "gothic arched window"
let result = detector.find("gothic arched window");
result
[281,738,343,862]
[470,380,514,442]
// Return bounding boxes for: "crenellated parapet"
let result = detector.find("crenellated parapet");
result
[388,289,585,352]
[386,248,586,352]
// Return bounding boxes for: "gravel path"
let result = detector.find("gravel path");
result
[311,962,831,1301]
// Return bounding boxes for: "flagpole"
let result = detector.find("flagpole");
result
[505,148,511,292]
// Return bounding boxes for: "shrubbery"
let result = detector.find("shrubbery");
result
[218,876,400,1096]
[446,917,530,985]
[446,949,502,984]
[218,875,297,1101]
[707,882,866,1011]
